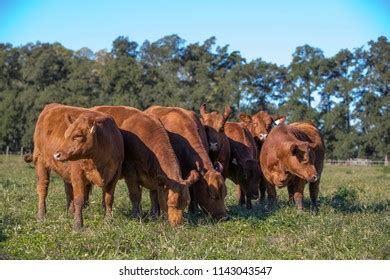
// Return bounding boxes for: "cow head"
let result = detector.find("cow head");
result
[199,103,231,153]
[159,169,200,226]
[240,111,286,143]
[286,142,318,183]
[231,155,261,199]
[53,113,101,161]
[194,163,228,220]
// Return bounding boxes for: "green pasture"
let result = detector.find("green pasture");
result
[0,155,389,259]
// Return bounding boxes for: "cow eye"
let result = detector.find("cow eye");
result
[72,135,83,141]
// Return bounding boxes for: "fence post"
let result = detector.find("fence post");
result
[20,147,24,157]
[385,154,389,166]
[6,146,9,157]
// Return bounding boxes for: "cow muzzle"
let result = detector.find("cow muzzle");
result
[259,133,268,141]
[209,142,219,151]
[308,174,319,183]
[53,152,68,161]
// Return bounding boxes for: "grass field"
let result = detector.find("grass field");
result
[0,155,389,260]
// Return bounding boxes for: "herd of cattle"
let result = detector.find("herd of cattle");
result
[25,103,324,229]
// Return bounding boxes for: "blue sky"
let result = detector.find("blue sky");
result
[0,0,389,65]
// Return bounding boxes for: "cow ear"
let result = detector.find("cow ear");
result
[199,103,207,117]
[65,114,76,127]
[272,115,286,125]
[89,120,96,134]
[239,113,252,124]
[223,105,232,122]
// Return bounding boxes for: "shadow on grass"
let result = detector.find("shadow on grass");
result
[319,186,390,213]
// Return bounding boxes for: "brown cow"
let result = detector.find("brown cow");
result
[224,122,261,209]
[91,106,199,226]
[239,111,286,144]
[260,121,324,210]
[32,103,124,229]
[146,106,228,220]
[239,111,286,200]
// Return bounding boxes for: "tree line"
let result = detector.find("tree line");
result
[0,35,388,160]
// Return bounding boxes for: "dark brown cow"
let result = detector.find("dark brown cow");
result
[260,121,325,210]
[32,103,124,229]
[199,103,231,168]
[224,122,261,209]
[146,106,228,220]
[91,106,198,226]
[199,104,231,180]
[239,111,286,200]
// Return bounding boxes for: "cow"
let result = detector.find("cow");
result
[198,104,260,209]
[91,106,199,226]
[145,106,228,220]
[260,121,325,210]
[199,103,231,171]
[239,111,286,144]
[224,122,261,209]
[239,111,286,201]
[31,103,124,230]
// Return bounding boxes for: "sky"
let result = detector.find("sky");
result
[0,0,389,65]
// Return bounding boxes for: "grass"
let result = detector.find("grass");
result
[0,155,389,260]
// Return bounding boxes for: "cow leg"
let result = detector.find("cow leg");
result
[238,185,245,206]
[309,179,320,210]
[266,181,277,210]
[245,193,252,209]
[188,185,199,213]
[64,181,74,216]
[123,171,142,218]
[149,190,160,219]
[72,183,87,230]
[84,184,92,209]
[293,178,306,210]
[259,176,267,202]
[287,183,294,205]
[157,187,168,215]
[36,158,50,221]
[102,182,116,221]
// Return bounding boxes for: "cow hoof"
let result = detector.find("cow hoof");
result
[150,212,159,220]
[37,210,45,222]
[131,211,142,219]
[73,219,83,231]
[310,205,319,214]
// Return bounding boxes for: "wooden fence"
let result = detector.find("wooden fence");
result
[325,159,386,166]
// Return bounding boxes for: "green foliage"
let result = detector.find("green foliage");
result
[0,36,388,159]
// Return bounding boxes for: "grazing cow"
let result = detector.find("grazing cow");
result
[239,111,286,200]
[224,122,261,209]
[260,121,325,210]
[146,106,228,220]
[199,103,231,171]
[91,106,199,226]
[32,103,124,229]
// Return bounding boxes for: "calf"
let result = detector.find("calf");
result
[146,106,228,220]
[260,122,324,210]
[224,122,261,209]
[32,103,123,229]
[91,106,198,226]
